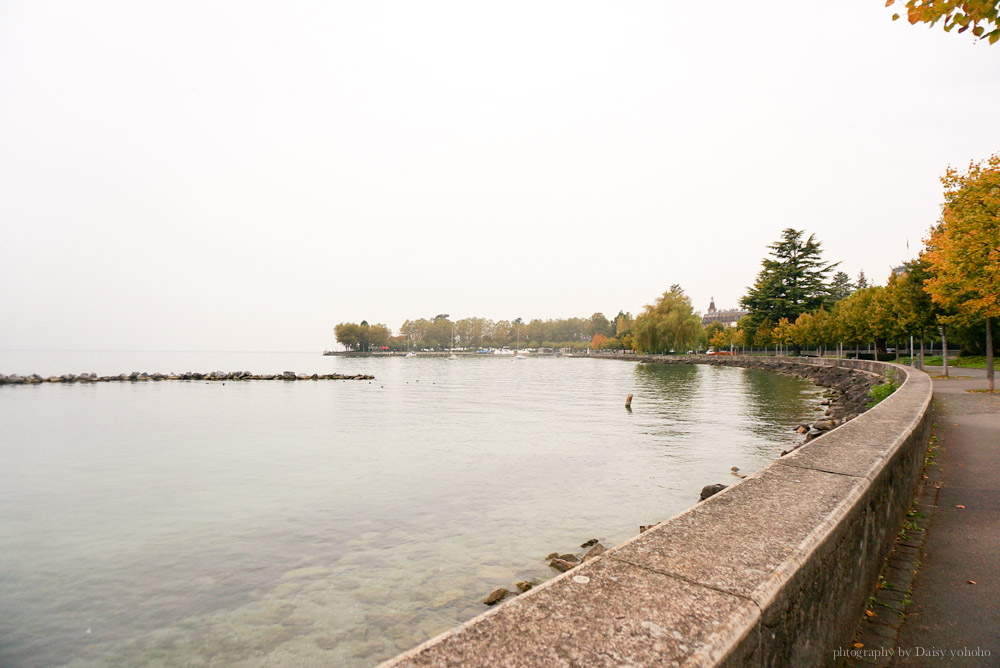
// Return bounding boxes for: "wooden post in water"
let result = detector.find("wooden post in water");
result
[625,393,633,408]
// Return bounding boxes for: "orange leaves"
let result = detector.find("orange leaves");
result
[924,153,1000,322]
[888,0,1000,43]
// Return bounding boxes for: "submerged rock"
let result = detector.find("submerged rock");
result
[515,581,533,593]
[580,538,599,548]
[483,588,508,605]
[583,544,606,560]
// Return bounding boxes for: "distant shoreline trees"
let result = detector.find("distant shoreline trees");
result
[334,311,636,352]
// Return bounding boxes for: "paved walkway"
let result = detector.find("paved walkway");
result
[881,366,999,666]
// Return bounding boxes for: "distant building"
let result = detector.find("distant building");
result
[702,297,747,328]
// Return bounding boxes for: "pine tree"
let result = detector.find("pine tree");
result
[829,271,855,301]
[740,229,839,347]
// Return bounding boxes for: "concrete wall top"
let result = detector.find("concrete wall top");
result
[380,358,933,667]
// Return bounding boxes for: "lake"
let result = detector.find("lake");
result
[0,351,825,666]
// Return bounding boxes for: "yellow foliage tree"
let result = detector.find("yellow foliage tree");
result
[924,153,1000,390]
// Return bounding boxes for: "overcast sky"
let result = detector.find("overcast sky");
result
[2,1,998,351]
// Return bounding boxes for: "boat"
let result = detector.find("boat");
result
[447,322,458,360]
[512,324,527,360]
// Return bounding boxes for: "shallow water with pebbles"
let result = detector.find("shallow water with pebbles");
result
[0,351,825,666]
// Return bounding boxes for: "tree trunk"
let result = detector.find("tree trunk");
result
[941,326,949,378]
[987,318,995,392]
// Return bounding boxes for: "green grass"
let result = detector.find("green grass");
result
[867,369,901,408]
[893,355,989,369]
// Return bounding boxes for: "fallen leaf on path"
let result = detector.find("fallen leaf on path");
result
[956,505,966,509]
[865,610,875,617]
[967,580,977,585]
[854,643,864,648]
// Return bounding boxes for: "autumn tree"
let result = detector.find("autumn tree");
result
[924,154,1000,390]
[832,288,880,355]
[334,322,363,351]
[590,333,610,350]
[741,228,839,350]
[334,321,392,351]
[887,0,1000,44]
[703,321,727,348]
[709,327,734,351]
[614,310,633,337]
[632,285,703,354]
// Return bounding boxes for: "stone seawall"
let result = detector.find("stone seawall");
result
[380,356,932,667]
[0,370,374,385]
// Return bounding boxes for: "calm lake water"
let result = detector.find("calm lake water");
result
[0,351,825,667]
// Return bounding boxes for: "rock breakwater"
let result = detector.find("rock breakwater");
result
[0,370,374,385]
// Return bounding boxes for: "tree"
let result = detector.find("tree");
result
[703,321,727,348]
[924,154,1000,390]
[887,0,1000,45]
[856,270,870,290]
[586,313,614,339]
[334,322,362,351]
[367,323,391,351]
[614,310,633,337]
[888,257,942,367]
[632,285,703,354]
[829,271,855,301]
[590,333,610,350]
[741,228,839,350]
[832,288,880,355]
[709,327,733,350]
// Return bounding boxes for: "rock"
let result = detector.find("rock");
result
[812,420,835,431]
[515,581,533,593]
[482,587,508,605]
[580,538,599,548]
[639,523,660,533]
[545,552,559,560]
[583,544,606,560]
[699,483,728,501]
[549,558,577,572]
[557,554,579,564]
[282,371,296,380]
[796,425,808,434]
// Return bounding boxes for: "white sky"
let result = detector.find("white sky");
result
[2,1,998,351]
